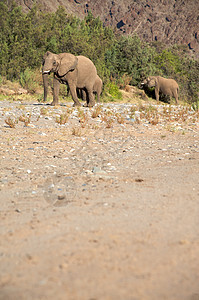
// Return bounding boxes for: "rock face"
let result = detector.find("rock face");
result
[8,0,199,57]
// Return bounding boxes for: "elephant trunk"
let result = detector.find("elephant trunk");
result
[42,73,49,102]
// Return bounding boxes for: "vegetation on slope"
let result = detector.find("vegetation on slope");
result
[0,1,198,103]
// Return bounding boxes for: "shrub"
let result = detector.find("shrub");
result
[106,82,122,100]
[117,73,132,89]
[20,68,40,93]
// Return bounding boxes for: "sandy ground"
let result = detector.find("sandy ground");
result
[0,98,199,300]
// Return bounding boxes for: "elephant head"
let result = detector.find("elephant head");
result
[42,51,78,101]
[142,76,157,88]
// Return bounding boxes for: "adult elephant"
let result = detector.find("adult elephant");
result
[81,75,103,103]
[42,51,97,107]
[141,76,179,104]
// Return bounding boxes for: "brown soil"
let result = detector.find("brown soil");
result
[0,98,199,300]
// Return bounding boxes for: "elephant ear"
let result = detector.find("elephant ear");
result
[43,51,52,60]
[153,77,158,86]
[149,76,157,87]
[42,51,51,65]
[58,53,78,77]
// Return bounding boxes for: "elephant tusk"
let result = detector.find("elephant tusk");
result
[141,82,145,85]
[42,70,51,74]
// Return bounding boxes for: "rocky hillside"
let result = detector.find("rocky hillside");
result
[7,0,199,57]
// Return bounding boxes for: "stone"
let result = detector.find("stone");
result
[92,166,107,174]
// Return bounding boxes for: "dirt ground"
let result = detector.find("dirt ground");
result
[0,98,199,300]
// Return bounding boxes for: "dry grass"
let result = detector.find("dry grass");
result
[101,114,114,128]
[116,113,125,124]
[72,127,82,137]
[19,113,31,126]
[150,115,159,125]
[40,107,49,116]
[135,117,141,124]
[5,116,18,128]
[91,106,102,118]
[19,114,31,126]
[77,108,89,128]
[56,113,69,125]
[16,105,26,110]
[3,107,12,112]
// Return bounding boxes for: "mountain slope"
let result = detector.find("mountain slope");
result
[7,0,199,57]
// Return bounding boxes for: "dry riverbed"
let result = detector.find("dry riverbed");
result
[0,98,199,300]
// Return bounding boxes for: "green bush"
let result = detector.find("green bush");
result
[20,68,40,93]
[106,82,122,100]
[105,35,158,86]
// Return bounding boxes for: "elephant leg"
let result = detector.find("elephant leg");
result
[174,91,179,104]
[87,88,95,107]
[42,73,49,102]
[83,89,89,107]
[51,78,60,106]
[97,92,100,103]
[69,83,81,107]
[82,90,87,101]
[155,88,159,102]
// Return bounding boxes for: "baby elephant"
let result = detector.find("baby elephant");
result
[80,75,103,103]
[142,76,179,104]
[93,75,103,103]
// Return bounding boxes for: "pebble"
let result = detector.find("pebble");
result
[27,124,35,128]
[92,166,107,174]
[109,166,116,170]
[85,170,93,175]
